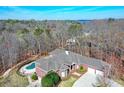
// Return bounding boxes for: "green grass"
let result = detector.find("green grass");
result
[0,68,29,87]
[58,76,77,87]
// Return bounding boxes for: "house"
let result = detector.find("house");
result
[35,48,110,80]
[66,38,77,46]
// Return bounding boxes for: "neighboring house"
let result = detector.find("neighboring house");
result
[35,48,110,80]
[66,38,77,46]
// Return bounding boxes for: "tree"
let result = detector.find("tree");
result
[92,75,111,87]
[108,18,115,22]
[41,70,61,87]
[33,28,44,53]
[34,28,44,37]
[31,72,38,80]
[68,24,83,37]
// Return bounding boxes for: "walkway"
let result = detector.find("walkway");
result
[27,80,41,87]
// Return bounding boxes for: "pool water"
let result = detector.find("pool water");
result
[26,63,35,70]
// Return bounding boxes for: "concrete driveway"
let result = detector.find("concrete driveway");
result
[73,68,122,87]
[73,70,97,87]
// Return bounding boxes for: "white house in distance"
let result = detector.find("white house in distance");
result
[35,49,110,81]
[66,38,77,46]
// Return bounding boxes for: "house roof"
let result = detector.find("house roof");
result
[35,48,110,72]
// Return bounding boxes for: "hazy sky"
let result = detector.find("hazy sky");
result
[0,6,124,20]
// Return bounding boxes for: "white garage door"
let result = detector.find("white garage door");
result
[96,70,103,76]
[88,67,104,76]
[88,67,95,73]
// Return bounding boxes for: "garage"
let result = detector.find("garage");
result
[88,67,103,76]
[88,67,96,74]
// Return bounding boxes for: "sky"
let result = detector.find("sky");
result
[0,6,124,20]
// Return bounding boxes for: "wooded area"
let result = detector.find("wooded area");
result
[0,19,124,78]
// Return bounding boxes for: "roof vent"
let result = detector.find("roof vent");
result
[65,51,69,55]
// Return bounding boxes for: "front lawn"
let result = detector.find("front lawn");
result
[58,65,87,87]
[0,68,29,87]
[58,76,77,87]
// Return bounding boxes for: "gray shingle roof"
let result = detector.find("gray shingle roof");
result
[35,48,109,72]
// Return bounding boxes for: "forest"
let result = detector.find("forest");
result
[0,19,124,79]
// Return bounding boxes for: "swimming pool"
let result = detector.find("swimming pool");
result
[20,62,36,75]
[26,63,35,70]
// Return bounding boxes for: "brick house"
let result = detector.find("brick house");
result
[35,49,110,80]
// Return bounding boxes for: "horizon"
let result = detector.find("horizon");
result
[0,6,124,20]
[0,18,124,21]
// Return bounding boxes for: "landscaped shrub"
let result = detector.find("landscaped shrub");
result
[31,72,38,80]
[49,71,61,85]
[41,70,61,87]
[42,75,54,87]
[79,65,84,72]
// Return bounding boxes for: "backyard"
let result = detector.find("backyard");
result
[0,68,29,87]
